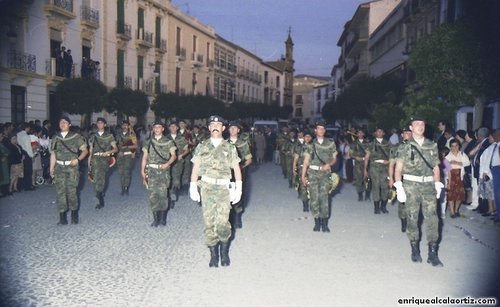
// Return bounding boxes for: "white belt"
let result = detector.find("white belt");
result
[56,160,72,166]
[201,176,230,185]
[374,159,385,163]
[309,165,321,170]
[93,152,105,156]
[403,174,434,183]
[123,152,133,155]
[148,163,162,169]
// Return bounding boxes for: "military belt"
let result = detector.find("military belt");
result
[309,165,321,170]
[201,176,230,185]
[374,159,386,163]
[56,160,73,166]
[147,163,162,169]
[403,174,434,183]
[93,152,106,156]
[123,152,133,155]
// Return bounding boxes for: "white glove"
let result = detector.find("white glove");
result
[189,181,200,202]
[393,181,406,203]
[230,180,243,204]
[434,181,444,199]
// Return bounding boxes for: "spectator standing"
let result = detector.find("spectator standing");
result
[8,135,25,194]
[445,139,470,218]
[478,132,497,217]
[0,133,10,197]
[468,128,491,212]
[436,120,448,151]
[64,49,73,78]
[16,123,35,191]
[487,129,500,224]
[253,129,266,164]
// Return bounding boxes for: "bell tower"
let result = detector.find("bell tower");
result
[284,27,294,106]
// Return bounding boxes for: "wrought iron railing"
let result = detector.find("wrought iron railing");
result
[81,5,99,26]
[8,51,36,73]
[46,0,73,13]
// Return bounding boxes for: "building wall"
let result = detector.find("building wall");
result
[235,49,262,103]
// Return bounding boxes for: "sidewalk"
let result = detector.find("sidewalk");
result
[0,162,499,306]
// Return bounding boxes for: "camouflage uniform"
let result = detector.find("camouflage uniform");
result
[51,131,87,214]
[350,139,370,200]
[228,135,252,227]
[89,131,116,208]
[142,136,176,223]
[167,133,188,204]
[389,143,407,223]
[284,137,297,188]
[192,139,240,246]
[294,139,310,211]
[115,130,137,194]
[366,138,391,213]
[304,138,337,230]
[396,137,441,263]
[276,130,289,176]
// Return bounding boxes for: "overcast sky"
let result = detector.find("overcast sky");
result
[171,0,367,77]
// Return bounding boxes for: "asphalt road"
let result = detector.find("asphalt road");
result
[1,161,499,307]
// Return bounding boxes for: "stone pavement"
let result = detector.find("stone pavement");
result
[0,161,499,307]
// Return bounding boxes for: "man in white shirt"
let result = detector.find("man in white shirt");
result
[16,123,35,191]
[480,129,500,222]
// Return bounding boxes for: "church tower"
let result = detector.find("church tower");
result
[284,27,294,106]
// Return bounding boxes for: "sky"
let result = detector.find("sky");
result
[171,0,367,77]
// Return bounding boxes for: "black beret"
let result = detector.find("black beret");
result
[96,117,107,124]
[409,115,425,123]
[208,115,224,124]
[60,115,71,125]
[314,120,327,128]
[152,119,164,126]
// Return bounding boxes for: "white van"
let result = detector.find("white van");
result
[252,120,279,133]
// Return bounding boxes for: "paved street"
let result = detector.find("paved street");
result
[1,161,499,307]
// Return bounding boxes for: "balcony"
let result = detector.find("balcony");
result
[191,53,204,67]
[344,64,359,81]
[116,22,132,41]
[81,5,99,28]
[44,0,76,19]
[136,28,153,48]
[8,51,36,73]
[81,58,100,80]
[117,75,133,89]
[176,47,186,61]
[155,38,167,53]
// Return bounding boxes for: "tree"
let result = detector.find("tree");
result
[409,2,500,129]
[106,88,149,120]
[55,78,107,127]
[322,76,404,126]
[152,93,225,120]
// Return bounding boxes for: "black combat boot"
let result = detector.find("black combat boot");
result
[374,201,380,214]
[410,241,422,263]
[170,187,178,202]
[358,192,363,201]
[220,241,230,266]
[208,243,219,268]
[321,218,330,232]
[302,200,309,212]
[427,242,444,267]
[365,190,371,201]
[57,212,68,225]
[70,210,79,224]
[121,186,126,196]
[159,210,167,226]
[401,218,407,232]
[95,192,104,209]
[380,200,388,214]
[313,218,321,232]
[150,211,160,227]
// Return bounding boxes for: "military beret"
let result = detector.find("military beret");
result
[409,115,425,123]
[152,119,164,126]
[314,120,327,128]
[303,129,313,137]
[228,121,241,128]
[402,127,411,132]
[168,120,179,127]
[121,119,130,125]
[60,115,71,125]
[208,115,224,124]
[96,117,107,124]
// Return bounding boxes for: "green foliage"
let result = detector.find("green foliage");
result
[106,88,149,118]
[322,76,404,124]
[371,101,404,131]
[55,78,107,115]
[400,90,455,129]
[152,94,225,120]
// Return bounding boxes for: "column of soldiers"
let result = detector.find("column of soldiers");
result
[350,129,371,201]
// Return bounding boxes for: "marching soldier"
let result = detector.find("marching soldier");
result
[115,119,137,196]
[88,117,118,209]
[364,127,391,214]
[49,116,88,225]
[350,129,371,201]
[293,129,313,212]
[276,126,290,178]
[388,127,412,232]
[227,121,253,228]
[190,115,242,268]
[140,120,177,227]
[301,121,338,232]
[394,116,444,266]
[166,121,189,208]
[179,119,193,192]
[285,130,297,188]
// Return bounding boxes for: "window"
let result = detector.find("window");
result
[176,27,181,56]
[11,86,26,123]
[155,17,161,48]
[117,49,124,87]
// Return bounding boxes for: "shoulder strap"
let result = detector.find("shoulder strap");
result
[375,142,389,160]
[149,139,168,162]
[55,134,79,155]
[410,144,434,170]
[313,142,327,165]
[93,134,106,152]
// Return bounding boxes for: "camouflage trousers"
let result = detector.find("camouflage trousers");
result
[232,168,248,214]
[171,159,185,189]
[285,154,294,181]
[54,164,80,212]
[91,156,109,193]
[353,160,365,193]
[147,168,171,212]
[298,181,309,203]
[307,169,330,218]
[369,164,389,201]
[199,181,232,246]
[404,181,439,242]
[181,154,192,187]
[395,200,407,220]
[280,151,287,175]
[117,154,134,188]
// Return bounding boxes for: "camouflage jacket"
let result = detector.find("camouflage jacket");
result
[115,131,137,154]
[305,138,337,167]
[51,131,87,161]
[366,139,391,162]
[227,137,252,163]
[396,137,439,177]
[349,139,370,159]
[142,136,176,164]
[89,131,116,154]
[191,139,240,180]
